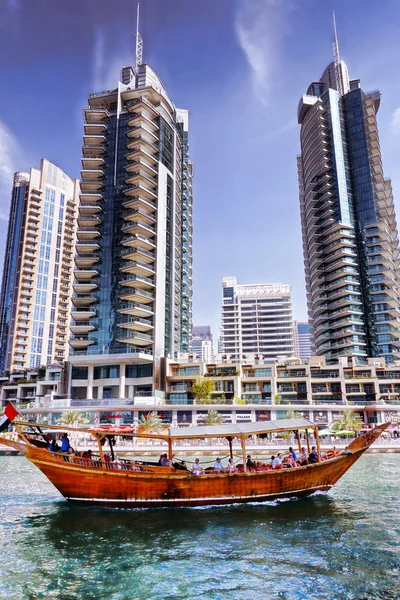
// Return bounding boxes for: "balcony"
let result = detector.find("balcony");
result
[75,254,100,268]
[121,233,155,251]
[70,322,97,335]
[71,295,98,307]
[117,317,154,332]
[120,260,155,277]
[118,302,154,318]
[78,204,104,215]
[69,336,97,349]
[76,227,102,241]
[83,123,108,136]
[122,207,156,225]
[71,308,98,320]
[116,331,153,346]
[121,221,155,237]
[122,196,156,211]
[120,274,154,289]
[123,183,157,201]
[121,246,155,264]
[73,267,100,280]
[79,192,103,203]
[120,288,154,304]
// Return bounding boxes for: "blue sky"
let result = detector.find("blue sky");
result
[1,0,400,343]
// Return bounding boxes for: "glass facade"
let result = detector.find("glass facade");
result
[299,58,400,363]
[0,180,27,372]
[69,63,193,397]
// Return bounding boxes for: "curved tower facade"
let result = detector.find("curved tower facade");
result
[69,62,193,400]
[298,49,400,363]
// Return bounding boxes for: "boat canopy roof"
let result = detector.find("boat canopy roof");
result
[14,417,316,440]
[168,418,315,440]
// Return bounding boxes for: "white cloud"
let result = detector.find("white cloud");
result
[391,108,400,134]
[235,0,293,105]
[92,27,134,92]
[0,121,24,221]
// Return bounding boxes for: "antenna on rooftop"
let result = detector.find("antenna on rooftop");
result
[135,2,143,73]
[332,12,343,95]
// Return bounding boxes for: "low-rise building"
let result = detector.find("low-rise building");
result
[2,356,400,430]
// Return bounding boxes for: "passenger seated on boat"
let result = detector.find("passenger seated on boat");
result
[213,458,223,473]
[60,433,73,454]
[158,453,164,466]
[191,458,204,475]
[160,454,170,467]
[246,455,255,470]
[49,439,60,452]
[271,453,283,469]
[308,446,319,463]
[288,446,297,461]
[225,458,236,473]
[283,454,296,468]
[297,447,309,466]
[82,449,92,459]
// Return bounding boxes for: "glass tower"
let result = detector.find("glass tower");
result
[0,160,79,373]
[69,63,193,400]
[298,38,400,363]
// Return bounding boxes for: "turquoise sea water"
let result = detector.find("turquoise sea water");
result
[0,455,399,600]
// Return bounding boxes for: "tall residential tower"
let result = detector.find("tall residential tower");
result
[0,159,79,372]
[297,24,400,363]
[219,277,294,362]
[69,59,193,401]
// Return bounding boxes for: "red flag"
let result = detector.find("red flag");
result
[0,402,19,433]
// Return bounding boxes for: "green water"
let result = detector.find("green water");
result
[0,455,399,600]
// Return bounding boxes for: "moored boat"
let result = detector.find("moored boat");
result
[0,416,389,507]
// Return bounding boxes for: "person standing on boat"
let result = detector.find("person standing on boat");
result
[60,433,72,453]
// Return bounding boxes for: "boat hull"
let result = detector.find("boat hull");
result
[28,447,363,507]
[0,423,388,507]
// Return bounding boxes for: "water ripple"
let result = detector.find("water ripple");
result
[0,455,399,600]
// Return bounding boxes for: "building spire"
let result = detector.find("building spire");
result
[332,12,343,95]
[135,2,143,73]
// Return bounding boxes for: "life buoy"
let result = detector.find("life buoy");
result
[326,450,335,459]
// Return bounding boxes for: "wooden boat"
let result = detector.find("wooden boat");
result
[0,418,389,507]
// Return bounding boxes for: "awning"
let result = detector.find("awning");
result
[168,418,315,440]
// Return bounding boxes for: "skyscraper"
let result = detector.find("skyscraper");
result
[219,277,294,362]
[192,325,214,362]
[69,55,193,400]
[293,321,312,361]
[0,159,79,372]
[297,23,400,363]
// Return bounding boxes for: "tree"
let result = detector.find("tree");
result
[283,410,303,420]
[331,411,363,433]
[56,411,90,426]
[198,410,225,426]
[139,411,163,433]
[191,377,214,402]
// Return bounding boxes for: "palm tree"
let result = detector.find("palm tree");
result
[198,410,225,426]
[331,411,363,433]
[283,410,303,420]
[139,411,163,433]
[56,411,90,426]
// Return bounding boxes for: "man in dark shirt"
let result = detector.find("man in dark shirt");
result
[308,446,319,463]
[246,455,255,469]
